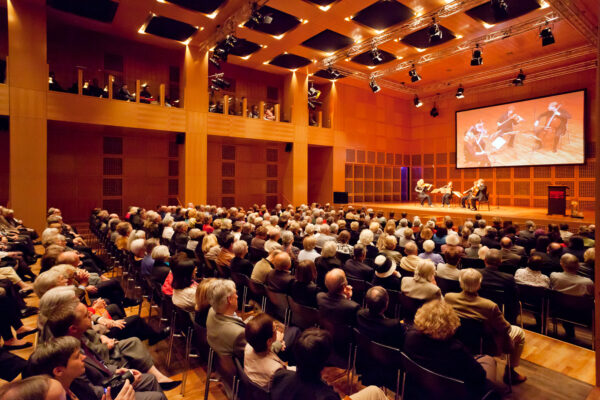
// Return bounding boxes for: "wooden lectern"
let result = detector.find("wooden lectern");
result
[547,185,568,216]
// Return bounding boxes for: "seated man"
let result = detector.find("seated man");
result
[270,328,387,400]
[436,249,461,280]
[464,234,483,258]
[445,268,526,384]
[356,286,405,348]
[316,269,360,326]
[28,336,150,400]
[399,241,421,273]
[251,248,282,284]
[342,244,374,282]
[0,375,67,400]
[266,252,295,293]
[480,249,518,323]
[499,237,522,267]
[38,286,180,394]
[550,253,594,296]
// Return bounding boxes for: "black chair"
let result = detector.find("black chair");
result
[233,357,270,400]
[397,292,426,323]
[347,276,368,307]
[436,276,461,295]
[353,328,403,400]
[247,279,267,311]
[498,262,520,276]
[287,296,319,330]
[265,286,291,325]
[547,291,594,348]
[400,352,496,400]
[516,284,547,333]
[384,289,402,319]
[230,271,251,312]
[204,347,238,400]
[455,318,485,356]
[478,287,507,315]
[460,258,485,269]
[318,314,354,389]
[336,251,351,264]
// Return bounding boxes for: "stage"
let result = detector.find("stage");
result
[347,202,595,231]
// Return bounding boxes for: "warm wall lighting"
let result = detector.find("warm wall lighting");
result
[455,34,463,39]
[180,38,192,45]
[374,29,384,34]
[344,17,351,21]
[482,22,495,29]
[319,5,332,11]
[241,55,252,60]
[206,10,218,19]
[416,48,426,52]
[539,0,550,8]
[156,0,166,3]
[273,34,284,40]
[263,61,269,64]
[367,66,376,69]
[302,19,309,24]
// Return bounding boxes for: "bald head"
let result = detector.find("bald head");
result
[548,242,563,256]
[273,252,292,271]
[500,237,513,249]
[324,268,347,294]
[56,251,80,267]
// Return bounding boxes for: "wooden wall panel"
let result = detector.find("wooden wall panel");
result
[0,128,7,205]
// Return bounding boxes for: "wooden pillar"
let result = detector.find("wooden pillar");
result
[283,72,309,205]
[594,24,600,387]
[242,97,247,118]
[330,81,346,194]
[108,74,114,99]
[259,101,265,119]
[135,80,140,103]
[77,68,83,95]
[274,104,280,122]
[182,45,209,204]
[8,0,47,233]
[159,83,165,106]
[317,111,322,127]
[223,95,229,115]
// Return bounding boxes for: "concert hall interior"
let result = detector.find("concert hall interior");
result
[0,0,599,399]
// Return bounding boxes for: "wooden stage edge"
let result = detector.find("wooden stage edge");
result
[347,202,595,229]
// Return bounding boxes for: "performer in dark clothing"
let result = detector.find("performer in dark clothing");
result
[534,102,572,152]
[471,179,489,211]
[496,105,524,148]
[415,179,433,207]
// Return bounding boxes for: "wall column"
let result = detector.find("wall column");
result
[283,72,308,206]
[182,45,209,205]
[8,0,47,233]
[594,23,600,388]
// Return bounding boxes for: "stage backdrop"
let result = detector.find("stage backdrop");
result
[456,90,585,168]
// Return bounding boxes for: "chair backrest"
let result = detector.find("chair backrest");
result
[548,291,594,327]
[231,271,250,290]
[478,287,506,313]
[248,247,268,263]
[336,252,351,264]
[498,262,519,276]
[436,276,461,295]
[400,352,470,400]
[318,314,353,358]
[384,289,402,319]
[346,276,368,306]
[233,357,270,400]
[217,263,232,279]
[213,350,238,399]
[459,257,485,269]
[516,284,547,310]
[455,318,485,355]
[287,296,319,330]
[353,327,402,370]
[248,279,267,297]
[265,286,289,323]
[397,292,426,322]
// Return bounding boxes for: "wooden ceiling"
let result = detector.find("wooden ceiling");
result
[46,0,599,97]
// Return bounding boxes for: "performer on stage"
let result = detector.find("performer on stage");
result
[534,101,572,153]
[470,179,488,211]
[461,181,476,208]
[441,181,453,208]
[415,179,433,207]
[496,105,524,148]
[463,122,491,167]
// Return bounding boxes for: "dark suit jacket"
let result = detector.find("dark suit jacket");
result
[500,248,521,266]
[315,256,342,289]
[356,309,405,348]
[343,258,374,281]
[230,256,253,277]
[266,269,296,293]
[290,281,320,308]
[317,292,360,326]
[480,267,518,323]
[481,236,501,249]
[271,369,338,400]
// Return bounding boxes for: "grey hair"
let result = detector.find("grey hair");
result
[422,240,435,253]
[232,240,248,257]
[130,238,146,255]
[151,245,170,260]
[468,234,481,246]
[38,286,80,342]
[208,279,237,313]
[34,269,65,298]
[281,230,294,245]
[359,229,374,246]
[445,234,459,246]
[321,241,337,258]
[400,218,408,227]
[189,228,203,240]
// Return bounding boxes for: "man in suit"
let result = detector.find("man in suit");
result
[266,252,295,293]
[343,244,374,282]
[470,179,488,211]
[251,248,282,284]
[518,221,536,240]
[206,279,246,359]
[317,269,360,326]
[481,228,501,249]
[356,286,405,348]
[445,268,526,384]
[499,237,522,267]
[480,249,518,323]
[39,287,178,398]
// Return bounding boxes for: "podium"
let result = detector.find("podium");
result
[547,185,568,215]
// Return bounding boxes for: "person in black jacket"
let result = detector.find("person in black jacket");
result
[371,254,402,291]
[481,228,501,249]
[290,260,320,308]
[230,240,253,277]
[343,244,374,282]
[480,249,518,324]
[404,300,500,399]
[266,252,295,293]
[316,269,359,327]
[356,286,404,348]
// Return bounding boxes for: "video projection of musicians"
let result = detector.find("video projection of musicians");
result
[456,90,585,168]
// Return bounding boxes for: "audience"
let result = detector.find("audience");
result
[418,239,444,266]
[399,241,421,272]
[401,259,442,302]
[317,269,360,326]
[290,260,320,308]
[356,286,405,348]
[371,254,402,291]
[515,254,550,288]
[265,252,295,293]
[343,244,374,282]
[436,249,461,280]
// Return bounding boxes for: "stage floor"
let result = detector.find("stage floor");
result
[348,202,595,229]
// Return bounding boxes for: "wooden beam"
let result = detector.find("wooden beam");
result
[242,97,247,118]
[135,79,140,103]
[77,68,83,95]
[223,94,229,115]
[159,83,165,106]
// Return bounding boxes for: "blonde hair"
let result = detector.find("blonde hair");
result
[195,278,216,312]
[414,300,460,340]
[202,234,219,253]
[384,235,397,250]
[303,236,317,251]
[415,259,436,281]
[420,227,433,240]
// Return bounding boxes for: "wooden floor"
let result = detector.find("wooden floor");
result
[3,235,597,399]
[349,202,595,230]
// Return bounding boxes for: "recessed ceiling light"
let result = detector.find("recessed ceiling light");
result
[539,0,550,8]
[344,17,351,21]
[416,48,426,52]
[482,22,495,29]
[238,23,244,28]
[302,19,309,24]
[206,10,218,19]
[273,34,284,40]
[367,65,376,69]
[374,29,384,35]
[263,61,269,64]
[345,58,350,61]
[455,34,463,39]
[180,38,192,45]
[241,55,251,60]
[156,0,166,3]
[138,26,146,34]
[319,5,332,11]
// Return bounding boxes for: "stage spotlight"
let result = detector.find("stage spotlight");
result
[209,55,221,69]
[413,95,423,108]
[409,65,421,82]
[210,84,220,92]
[224,35,238,49]
[456,85,464,99]
[512,69,526,86]
[470,44,483,66]
[428,18,442,43]
[371,48,383,64]
[540,23,555,46]
[430,104,439,117]
[308,84,321,99]
[327,67,341,79]
[491,0,508,19]
[250,3,272,25]
[369,78,381,93]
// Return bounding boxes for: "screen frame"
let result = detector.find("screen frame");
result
[454,88,587,169]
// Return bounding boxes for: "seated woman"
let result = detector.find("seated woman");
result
[335,230,353,255]
[297,236,319,263]
[290,260,320,308]
[244,313,291,390]
[202,233,221,264]
[401,260,442,302]
[379,235,402,265]
[515,254,550,288]
[150,245,171,295]
[405,300,499,399]
[114,221,132,251]
[314,241,341,289]
[195,277,216,327]
[372,254,402,291]
[169,255,198,312]
[418,239,444,266]
[281,231,300,262]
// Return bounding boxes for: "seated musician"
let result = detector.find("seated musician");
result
[441,181,453,208]
[534,102,571,153]
[461,181,477,208]
[470,179,488,211]
[496,105,522,148]
[463,122,491,167]
[415,179,432,207]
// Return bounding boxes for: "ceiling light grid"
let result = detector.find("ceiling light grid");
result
[317,0,491,69]
[544,0,598,47]
[371,11,561,79]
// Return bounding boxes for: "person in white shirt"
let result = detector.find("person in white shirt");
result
[515,255,550,288]
[550,253,593,296]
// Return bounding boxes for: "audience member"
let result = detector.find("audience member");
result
[342,244,374,282]
[356,286,405,348]
[401,260,441,301]
[436,249,461,280]
[298,236,319,263]
[314,241,341,289]
[251,248,282,284]
[266,252,295,293]
[515,254,550,288]
[230,240,253,277]
[371,254,402,291]
[418,239,444,266]
[399,242,421,273]
[290,260,320,308]
[317,269,359,326]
